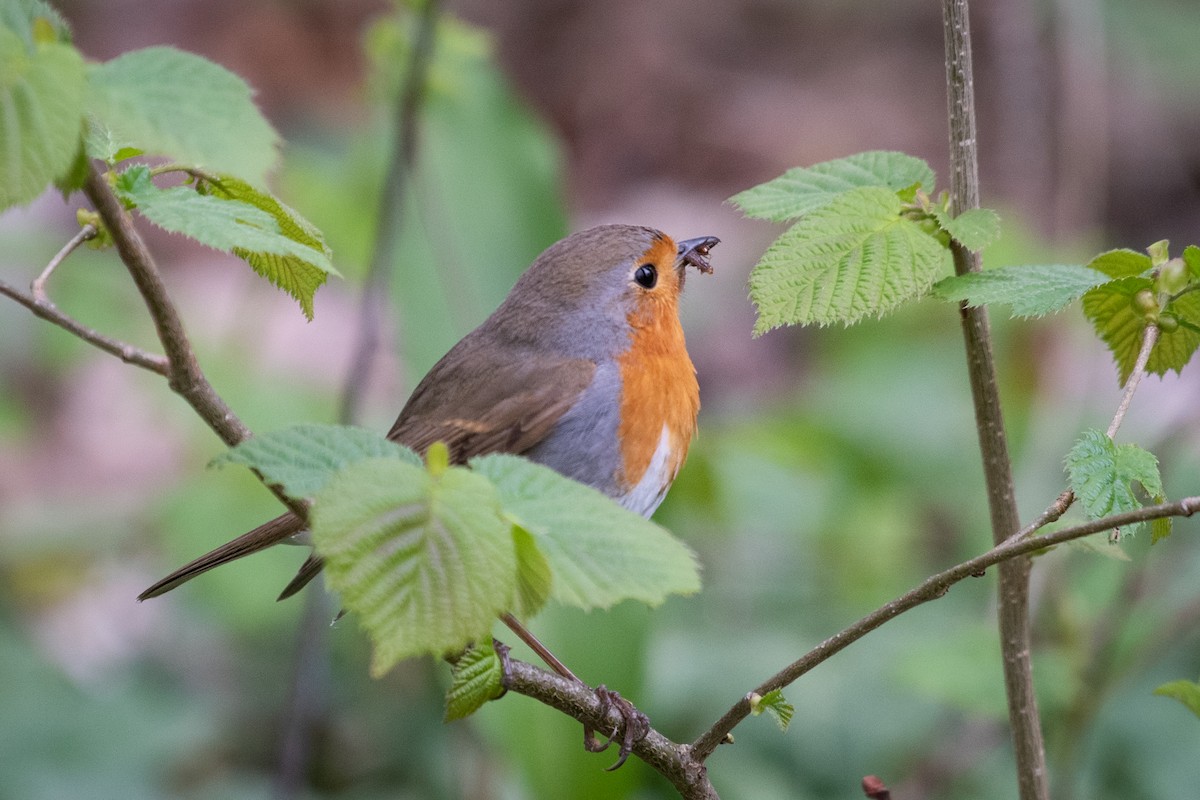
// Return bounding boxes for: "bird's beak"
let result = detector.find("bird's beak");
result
[676,236,720,275]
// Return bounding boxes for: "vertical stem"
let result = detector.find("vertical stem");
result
[942,2,1050,798]
[275,3,442,796]
[340,0,441,423]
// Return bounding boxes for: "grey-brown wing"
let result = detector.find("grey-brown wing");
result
[386,343,597,463]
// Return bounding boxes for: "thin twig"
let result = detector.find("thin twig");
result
[1106,323,1159,439]
[1010,321,1162,544]
[0,276,169,375]
[32,223,97,301]
[691,495,1200,760]
[340,0,441,423]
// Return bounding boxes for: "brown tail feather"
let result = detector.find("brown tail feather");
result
[276,554,325,601]
[138,513,306,600]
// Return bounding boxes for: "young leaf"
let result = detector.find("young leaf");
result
[511,523,553,618]
[85,46,279,182]
[471,454,701,610]
[312,457,516,676]
[115,166,335,318]
[1183,245,1200,280]
[1153,678,1200,719]
[199,174,336,321]
[445,641,505,721]
[934,264,1109,318]
[729,151,935,222]
[1151,514,1173,544]
[0,25,86,210]
[1065,429,1163,538]
[931,207,1001,252]
[1087,249,1152,279]
[1082,276,1200,384]
[0,0,72,46]
[212,423,420,499]
[749,689,795,732]
[749,186,950,331]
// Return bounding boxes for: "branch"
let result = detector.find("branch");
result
[0,274,169,375]
[1010,321,1162,544]
[32,222,97,301]
[81,162,251,448]
[692,495,1200,759]
[502,658,718,799]
[941,2,1048,797]
[1106,323,1159,439]
[79,161,313,527]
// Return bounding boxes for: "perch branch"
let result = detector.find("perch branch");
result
[692,495,1200,759]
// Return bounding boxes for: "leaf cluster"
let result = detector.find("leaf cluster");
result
[729,151,1000,331]
[938,243,1200,384]
[1,2,333,317]
[215,425,701,701]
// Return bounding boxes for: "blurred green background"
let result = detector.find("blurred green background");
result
[2,1,1200,798]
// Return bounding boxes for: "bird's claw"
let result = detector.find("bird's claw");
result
[584,685,650,771]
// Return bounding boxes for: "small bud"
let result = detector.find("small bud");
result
[1131,288,1159,317]
[1147,239,1170,267]
[1156,258,1190,296]
[1157,312,1179,333]
[425,441,450,477]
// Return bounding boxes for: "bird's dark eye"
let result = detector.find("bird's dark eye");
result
[633,264,657,288]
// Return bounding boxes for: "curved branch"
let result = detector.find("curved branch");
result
[32,222,97,301]
[82,162,251,447]
[503,658,717,799]
[1,275,169,375]
[691,495,1200,759]
[340,0,440,422]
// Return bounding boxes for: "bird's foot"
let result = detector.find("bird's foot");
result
[584,685,650,771]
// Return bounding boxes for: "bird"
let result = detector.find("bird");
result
[139,224,718,602]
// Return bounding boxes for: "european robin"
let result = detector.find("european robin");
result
[140,224,718,600]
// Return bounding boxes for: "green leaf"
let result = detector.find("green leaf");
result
[1154,679,1200,719]
[1082,276,1200,384]
[1065,429,1163,538]
[750,689,795,732]
[1087,249,1152,279]
[471,454,701,610]
[85,46,278,183]
[1183,245,1200,280]
[748,186,950,331]
[312,457,516,676]
[212,423,420,499]
[0,0,72,47]
[729,151,935,222]
[511,523,552,618]
[115,165,335,318]
[445,640,505,721]
[198,174,337,320]
[934,264,1108,318]
[1151,513,1173,543]
[0,25,86,210]
[932,207,1001,252]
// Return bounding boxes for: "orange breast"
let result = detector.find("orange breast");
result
[615,279,700,493]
